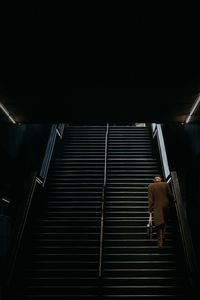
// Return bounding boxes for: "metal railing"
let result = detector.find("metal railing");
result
[152,123,170,181]
[151,123,199,289]
[39,124,64,186]
[99,123,109,277]
[5,123,64,289]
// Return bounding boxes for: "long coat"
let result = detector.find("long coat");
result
[148,182,174,227]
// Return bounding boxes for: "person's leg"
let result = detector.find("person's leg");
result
[163,205,169,241]
[157,225,163,248]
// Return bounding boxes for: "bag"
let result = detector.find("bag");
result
[146,213,153,239]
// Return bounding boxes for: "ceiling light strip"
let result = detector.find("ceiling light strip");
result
[185,93,200,123]
[0,102,16,124]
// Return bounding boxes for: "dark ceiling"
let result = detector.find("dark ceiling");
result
[0,4,200,123]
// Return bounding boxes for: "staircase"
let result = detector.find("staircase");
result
[11,125,106,299]
[8,124,190,299]
[102,125,189,298]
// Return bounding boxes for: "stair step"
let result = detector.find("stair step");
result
[103,245,177,254]
[103,269,180,277]
[24,276,184,287]
[31,246,99,254]
[103,239,175,247]
[24,285,183,294]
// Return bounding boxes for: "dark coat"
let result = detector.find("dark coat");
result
[148,182,174,227]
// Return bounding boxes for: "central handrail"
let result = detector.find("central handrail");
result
[151,123,199,290]
[99,123,109,277]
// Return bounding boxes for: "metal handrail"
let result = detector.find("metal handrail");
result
[6,172,37,286]
[151,123,199,289]
[99,123,109,277]
[151,123,170,181]
[170,171,199,289]
[5,123,64,289]
[39,124,64,186]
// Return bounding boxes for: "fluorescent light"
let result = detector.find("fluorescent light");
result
[185,93,200,123]
[0,102,16,124]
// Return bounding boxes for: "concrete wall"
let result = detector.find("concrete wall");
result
[163,123,200,264]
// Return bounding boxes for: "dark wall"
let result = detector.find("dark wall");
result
[0,124,51,222]
[163,123,200,263]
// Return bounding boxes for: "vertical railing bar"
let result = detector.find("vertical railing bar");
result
[99,123,109,278]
